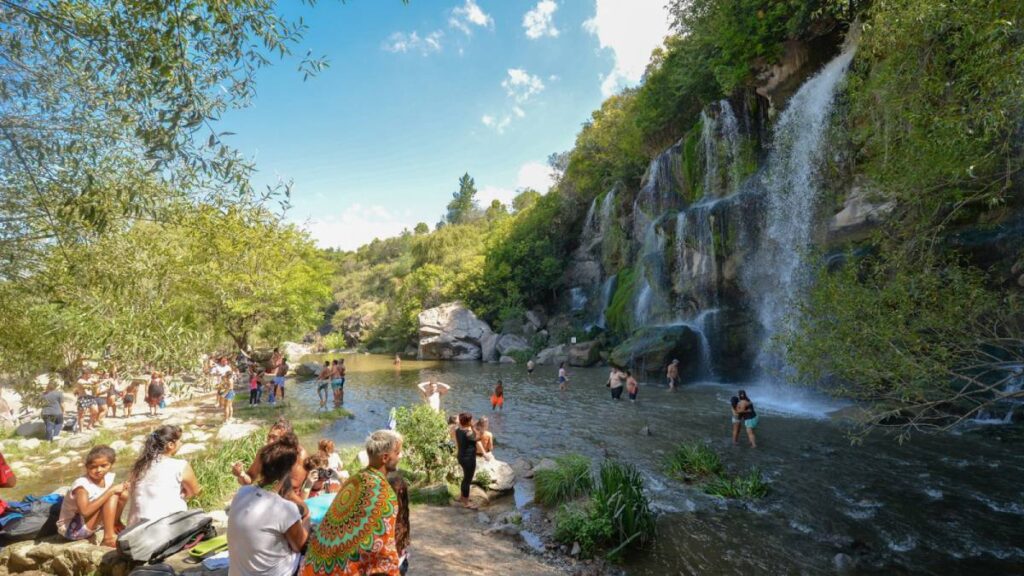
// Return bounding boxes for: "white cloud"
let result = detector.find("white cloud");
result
[482,114,512,134]
[477,185,516,206]
[517,161,555,193]
[512,106,526,118]
[449,0,494,35]
[501,68,545,103]
[303,204,414,251]
[583,0,670,96]
[523,0,559,39]
[382,30,444,55]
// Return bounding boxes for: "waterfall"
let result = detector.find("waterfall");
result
[595,276,616,329]
[748,45,856,374]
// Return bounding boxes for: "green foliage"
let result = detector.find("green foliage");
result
[534,454,594,507]
[512,189,542,213]
[409,484,456,506]
[472,468,493,489]
[446,173,480,225]
[664,442,725,480]
[552,460,655,560]
[393,404,457,484]
[703,468,770,499]
[188,430,266,510]
[605,268,638,336]
[563,92,648,198]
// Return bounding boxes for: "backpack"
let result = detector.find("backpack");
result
[0,499,61,544]
[116,510,215,563]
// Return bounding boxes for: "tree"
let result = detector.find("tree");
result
[414,222,430,235]
[445,173,479,224]
[512,189,542,214]
[485,199,509,222]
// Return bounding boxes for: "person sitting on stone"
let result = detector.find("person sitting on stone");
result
[474,416,495,461]
[126,425,201,527]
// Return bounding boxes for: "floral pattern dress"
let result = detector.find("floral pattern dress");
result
[300,467,400,576]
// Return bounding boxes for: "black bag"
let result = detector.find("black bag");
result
[117,510,215,563]
[128,565,176,575]
[0,499,61,544]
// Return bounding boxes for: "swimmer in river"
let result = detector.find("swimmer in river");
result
[417,377,451,412]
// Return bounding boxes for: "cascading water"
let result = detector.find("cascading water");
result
[741,44,858,415]
[594,276,616,330]
[701,100,742,199]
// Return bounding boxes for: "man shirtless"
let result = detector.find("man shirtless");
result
[666,359,680,391]
[417,378,450,412]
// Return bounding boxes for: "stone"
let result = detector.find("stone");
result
[15,420,45,439]
[639,425,652,436]
[109,440,128,451]
[828,181,894,244]
[480,332,500,363]
[294,362,323,378]
[476,512,491,524]
[6,542,39,571]
[417,302,493,361]
[498,356,516,364]
[176,443,204,456]
[281,341,312,362]
[17,437,41,451]
[533,458,557,474]
[833,553,856,575]
[468,485,489,508]
[61,434,96,450]
[52,456,72,467]
[567,340,601,367]
[128,441,144,454]
[609,325,702,378]
[483,523,522,538]
[570,542,581,557]
[525,308,547,331]
[216,422,260,442]
[534,345,567,366]
[183,430,212,443]
[496,334,530,356]
[476,457,516,492]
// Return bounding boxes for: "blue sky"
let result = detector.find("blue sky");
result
[223,0,671,250]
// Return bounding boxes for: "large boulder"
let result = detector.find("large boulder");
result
[610,325,703,379]
[534,344,567,366]
[496,334,530,356]
[417,302,493,361]
[827,181,893,244]
[567,340,602,367]
[294,362,323,378]
[15,420,45,439]
[281,341,312,361]
[476,457,516,492]
[525,308,547,331]
[480,332,500,363]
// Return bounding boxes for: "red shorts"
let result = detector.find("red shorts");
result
[491,395,504,407]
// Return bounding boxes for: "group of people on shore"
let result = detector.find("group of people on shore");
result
[40,369,173,441]
[207,349,291,421]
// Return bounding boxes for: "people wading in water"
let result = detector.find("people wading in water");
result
[316,361,331,409]
[558,362,569,391]
[735,390,758,448]
[666,359,680,390]
[417,377,450,412]
[608,367,624,400]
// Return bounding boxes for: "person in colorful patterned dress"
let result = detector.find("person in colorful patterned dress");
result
[301,429,404,576]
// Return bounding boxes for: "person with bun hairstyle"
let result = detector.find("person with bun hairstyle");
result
[125,425,201,527]
[228,435,309,576]
[232,417,309,519]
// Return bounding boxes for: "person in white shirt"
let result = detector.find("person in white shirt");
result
[56,445,128,547]
[126,425,201,527]
[417,377,450,412]
[228,434,308,576]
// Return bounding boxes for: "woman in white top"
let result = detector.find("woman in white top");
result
[126,425,201,527]
[228,433,308,576]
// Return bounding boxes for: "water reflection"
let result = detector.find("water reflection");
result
[297,354,1024,575]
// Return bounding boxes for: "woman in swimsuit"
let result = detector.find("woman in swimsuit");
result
[735,390,758,448]
[491,380,504,411]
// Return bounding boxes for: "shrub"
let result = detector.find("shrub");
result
[664,442,724,480]
[188,429,266,510]
[553,502,612,558]
[394,404,456,484]
[591,460,656,559]
[703,467,770,499]
[534,454,594,507]
[472,468,493,489]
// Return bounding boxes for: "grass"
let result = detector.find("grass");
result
[187,429,266,510]
[664,442,770,500]
[664,442,724,480]
[703,467,770,499]
[534,454,594,507]
[408,483,458,506]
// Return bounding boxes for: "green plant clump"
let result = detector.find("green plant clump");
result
[703,467,770,499]
[553,502,613,558]
[664,442,725,480]
[188,430,266,510]
[534,454,594,507]
[393,404,456,485]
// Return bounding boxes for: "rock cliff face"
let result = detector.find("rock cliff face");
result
[417,302,494,361]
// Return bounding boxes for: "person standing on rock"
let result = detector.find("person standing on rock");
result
[417,377,450,412]
[667,359,680,390]
[455,413,481,509]
[41,380,65,442]
[301,430,404,576]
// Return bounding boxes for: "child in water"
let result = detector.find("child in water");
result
[558,362,569,391]
[626,371,639,403]
[56,445,128,547]
[491,380,504,411]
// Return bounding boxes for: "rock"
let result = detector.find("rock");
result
[535,329,550,346]
[476,512,491,524]
[534,345,567,366]
[609,325,702,378]
[128,441,143,454]
[15,420,45,439]
[417,302,493,361]
[183,430,212,443]
[6,542,38,571]
[216,422,260,442]
[476,457,516,492]
[17,437,41,451]
[52,456,72,467]
[525,308,547,331]
[498,356,516,364]
[511,457,533,476]
[109,440,128,452]
[533,458,557,474]
[833,553,856,575]
[828,181,894,244]
[468,485,489,508]
[176,443,204,456]
[639,425,652,436]
[294,362,323,378]
[496,334,530,356]
[570,542,581,557]
[567,340,601,367]
[480,332,500,363]
[208,509,229,528]
[484,523,522,538]
[281,341,312,362]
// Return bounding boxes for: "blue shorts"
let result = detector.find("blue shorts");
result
[274,376,285,387]
[744,416,759,429]
[225,390,236,400]
[331,378,345,390]
[558,376,567,384]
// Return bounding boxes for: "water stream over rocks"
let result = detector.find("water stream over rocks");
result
[300,354,1024,575]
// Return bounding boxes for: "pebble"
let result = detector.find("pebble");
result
[476,512,491,524]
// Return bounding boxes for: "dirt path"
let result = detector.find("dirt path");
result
[408,504,566,576]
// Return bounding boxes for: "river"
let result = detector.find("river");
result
[297,354,1024,575]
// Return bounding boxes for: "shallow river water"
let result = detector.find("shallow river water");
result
[296,354,1024,576]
